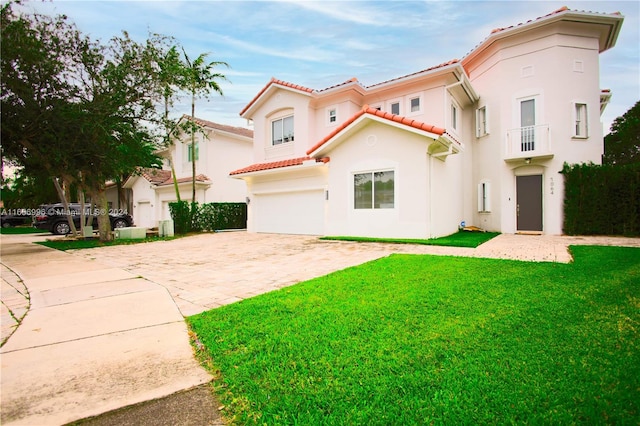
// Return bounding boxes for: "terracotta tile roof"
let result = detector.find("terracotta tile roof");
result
[136,168,210,186]
[230,156,329,176]
[365,59,460,89]
[239,77,315,116]
[240,61,463,117]
[181,115,253,139]
[490,6,570,34]
[307,105,445,155]
[464,6,623,63]
[139,168,172,185]
[489,6,622,35]
[168,174,211,186]
[317,77,363,93]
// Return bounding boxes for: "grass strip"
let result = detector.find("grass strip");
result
[36,235,178,251]
[0,227,47,235]
[188,246,640,425]
[320,231,500,248]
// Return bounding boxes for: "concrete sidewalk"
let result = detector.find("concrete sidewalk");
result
[0,234,212,425]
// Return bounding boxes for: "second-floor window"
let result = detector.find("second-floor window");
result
[187,143,199,162]
[272,115,294,145]
[410,97,420,112]
[391,102,400,115]
[573,102,588,138]
[328,108,337,124]
[476,106,489,137]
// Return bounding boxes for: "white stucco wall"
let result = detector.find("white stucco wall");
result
[325,121,464,239]
[465,24,606,235]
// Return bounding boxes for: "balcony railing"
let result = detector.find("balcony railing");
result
[505,124,553,161]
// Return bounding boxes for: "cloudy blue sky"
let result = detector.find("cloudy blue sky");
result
[16,0,640,134]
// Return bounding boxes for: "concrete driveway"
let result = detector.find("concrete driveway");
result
[67,231,640,316]
[2,231,639,425]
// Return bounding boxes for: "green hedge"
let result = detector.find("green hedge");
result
[196,202,247,232]
[563,162,640,236]
[169,201,247,234]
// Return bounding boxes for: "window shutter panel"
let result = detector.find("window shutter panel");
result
[485,182,491,212]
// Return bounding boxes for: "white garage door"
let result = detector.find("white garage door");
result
[254,190,324,235]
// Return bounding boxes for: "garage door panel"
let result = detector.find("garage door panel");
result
[255,191,324,235]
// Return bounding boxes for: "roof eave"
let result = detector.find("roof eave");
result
[230,161,327,179]
[366,61,460,92]
[308,114,444,158]
[240,81,314,119]
[463,9,624,65]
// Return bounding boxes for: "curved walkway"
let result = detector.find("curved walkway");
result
[1,231,639,424]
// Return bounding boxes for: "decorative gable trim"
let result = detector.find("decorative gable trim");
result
[306,105,446,157]
[240,77,315,117]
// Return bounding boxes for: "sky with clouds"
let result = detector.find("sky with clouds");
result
[15,0,640,134]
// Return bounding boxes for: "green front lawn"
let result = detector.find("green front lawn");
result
[321,231,500,248]
[188,246,640,425]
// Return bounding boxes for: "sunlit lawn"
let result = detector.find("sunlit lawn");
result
[188,246,640,425]
[321,231,500,248]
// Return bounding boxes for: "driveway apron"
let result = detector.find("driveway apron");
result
[0,234,211,426]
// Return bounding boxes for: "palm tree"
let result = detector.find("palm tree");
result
[156,44,184,202]
[181,49,229,203]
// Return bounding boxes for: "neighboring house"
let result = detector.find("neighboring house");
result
[108,115,253,228]
[230,7,624,238]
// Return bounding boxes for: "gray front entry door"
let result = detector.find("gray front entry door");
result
[516,175,543,232]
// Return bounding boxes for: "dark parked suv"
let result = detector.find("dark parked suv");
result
[1,209,33,228]
[34,203,133,235]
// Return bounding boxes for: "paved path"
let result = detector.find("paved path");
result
[0,234,212,426]
[1,231,639,424]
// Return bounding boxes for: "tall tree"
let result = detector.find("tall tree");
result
[604,100,640,166]
[181,49,229,202]
[1,3,162,241]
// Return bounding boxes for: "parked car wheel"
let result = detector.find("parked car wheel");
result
[52,221,71,235]
[112,218,129,229]
[2,221,13,228]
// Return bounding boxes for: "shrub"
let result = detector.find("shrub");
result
[563,162,640,236]
[170,201,247,234]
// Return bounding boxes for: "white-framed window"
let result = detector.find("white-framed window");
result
[391,102,400,115]
[410,97,420,112]
[328,108,337,124]
[187,143,199,162]
[573,102,588,138]
[272,115,294,145]
[354,170,395,209]
[476,106,489,137]
[477,181,491,212]
[451,103,458,131]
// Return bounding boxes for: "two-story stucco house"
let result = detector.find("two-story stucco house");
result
[230,7,624,238]
[109,115,253,228]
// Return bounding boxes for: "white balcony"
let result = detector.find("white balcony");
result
[504,124,553,162]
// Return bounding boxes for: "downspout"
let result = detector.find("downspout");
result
[429,153,433,238]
